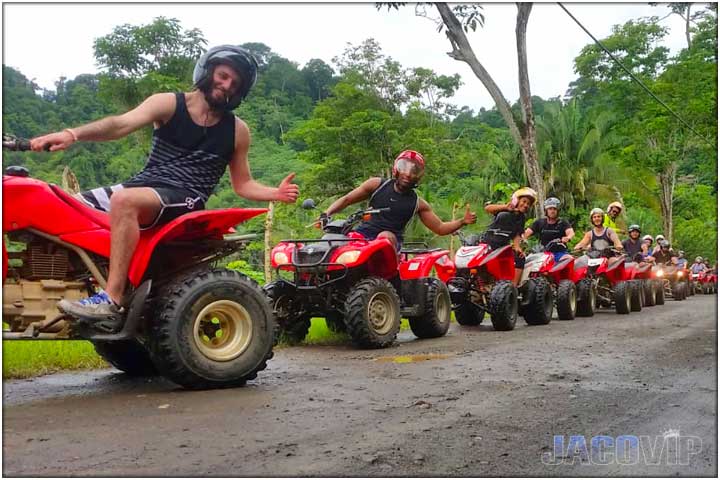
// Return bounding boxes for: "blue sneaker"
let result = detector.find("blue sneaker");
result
[58,291,123,320]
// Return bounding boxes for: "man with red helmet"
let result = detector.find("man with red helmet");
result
[322,150,476,250]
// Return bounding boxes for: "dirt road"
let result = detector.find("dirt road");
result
[3,295,717,476]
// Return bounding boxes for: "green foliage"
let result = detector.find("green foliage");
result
[3,13,716,277]
[226,259,265,284]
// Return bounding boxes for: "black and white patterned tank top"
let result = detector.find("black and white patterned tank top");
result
[125,93,236,202]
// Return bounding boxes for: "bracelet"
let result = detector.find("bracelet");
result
[64,128,78,142]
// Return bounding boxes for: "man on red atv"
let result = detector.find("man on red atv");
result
[622,224,650,262]
[29,45,300,319]
[573,207,624,253]
[483,187,538,286]
[320,150,477,251]
[522,196,575,264]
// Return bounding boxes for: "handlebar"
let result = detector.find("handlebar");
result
[2,135,32,151]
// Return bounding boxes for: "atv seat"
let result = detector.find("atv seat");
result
[551,256,573,273]
[574,256,588,270]
[607,256,625,271]
[50,184,110,229]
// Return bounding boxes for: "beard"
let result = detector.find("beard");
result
[203,88,230,111]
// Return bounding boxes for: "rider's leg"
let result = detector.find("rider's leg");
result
[513,251,525,287]
[104,188,162,304]
[377,231,399,251]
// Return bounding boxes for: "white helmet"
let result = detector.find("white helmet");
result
[655,234,665,242]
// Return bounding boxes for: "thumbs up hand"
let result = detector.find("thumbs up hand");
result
[462,203,477,225]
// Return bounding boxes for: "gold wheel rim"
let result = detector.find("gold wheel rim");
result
[436,290,451,325]
[367,292,397,335]
[193,300,253,362]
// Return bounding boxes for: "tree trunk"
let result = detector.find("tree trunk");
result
[685,4,692,49]
[515,2,545,216]
[657,162,677,244]
[435,3,544,213]
[264,201,276,282]
[435,3,523,147]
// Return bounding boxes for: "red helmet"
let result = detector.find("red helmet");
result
[392,150,425,182]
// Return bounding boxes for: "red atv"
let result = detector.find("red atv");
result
[571,248,639,315]
[2,136,276,389]
[519,239,579,321]
[446,232,519,330]
[652,262,688,301]
[264,199,452,348]
[624,258,660,308]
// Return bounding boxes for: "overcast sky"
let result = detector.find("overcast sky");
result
[3,3,689,112]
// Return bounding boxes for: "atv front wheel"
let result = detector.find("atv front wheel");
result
[489,281,518,331]
[642,280,656,307]
[630,281,643,312]
[556,280,576,320]
[344,277,401,348]
[92,339,157,376]
[264,280,310,345]
[408,278,451,339]
[614,281,631,314]
[672,283,685,301]
[325,312,347,334]
[576,279,596,317]
[522,278,553,325]
[149,269,275,389]
[655,280,665,305]
[454,302,484,326]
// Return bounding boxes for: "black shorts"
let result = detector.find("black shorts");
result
[79,184,205,230]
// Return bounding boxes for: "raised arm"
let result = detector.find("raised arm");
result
[484,202,513,216]
[417,200,477,236]
[30,93,176,152]
[229,118,299,203]
[324,178,382,216]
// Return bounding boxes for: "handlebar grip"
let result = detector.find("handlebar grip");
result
[2,138,32,151]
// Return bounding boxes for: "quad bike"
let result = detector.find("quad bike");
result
[264,199,453,349]
[519,238,578,321]
[624,256,660,309]
[572,248,639,315]
[652,262,688,301]
[698,270,718,294]
[691,271,704,294]
[2,135,276,389]
[446,232,520,330]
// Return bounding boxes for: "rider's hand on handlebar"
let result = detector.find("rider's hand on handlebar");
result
[30,131,75,152]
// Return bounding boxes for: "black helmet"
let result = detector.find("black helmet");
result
[544,197,561,211]
[659,239,670,249]
[628,224,641,233]
[193,45,258,110]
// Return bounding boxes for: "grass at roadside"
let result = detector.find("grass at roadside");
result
[3,341,107,379]
[2,317,417,378]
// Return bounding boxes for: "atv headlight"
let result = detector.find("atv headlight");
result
[274,252,290,265]
[336,250,361,265]
[656,270,664,278]
[677,271,683,278]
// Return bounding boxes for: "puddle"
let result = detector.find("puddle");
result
[374,353,452,364]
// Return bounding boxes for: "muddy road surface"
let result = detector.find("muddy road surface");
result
[4,295,717,476]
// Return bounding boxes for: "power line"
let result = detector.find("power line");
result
[558,2,716,149]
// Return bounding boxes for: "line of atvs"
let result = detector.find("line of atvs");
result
[267,201,718,349]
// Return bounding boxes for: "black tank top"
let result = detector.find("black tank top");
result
[591,227,613,251]
[125,93,236,201]
[358,178,418,240]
